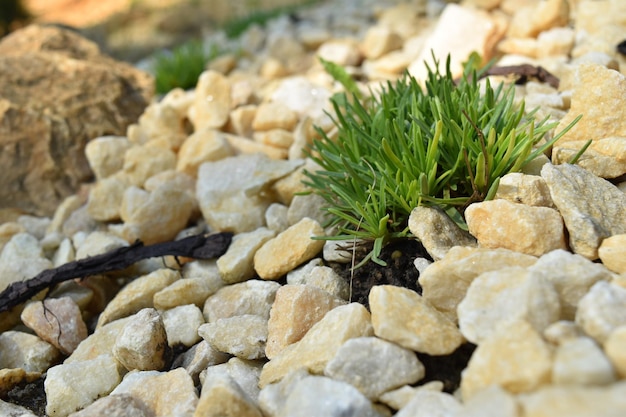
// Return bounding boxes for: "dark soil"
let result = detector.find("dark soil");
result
[4,376,47,416]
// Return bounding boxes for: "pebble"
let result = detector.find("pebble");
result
[541,163,626,259]
[0,399,39,417]
[529,249,612,320]
[324,336,425,400]
[189,70,231,130]
[172,340,230,385]
[68,393,153,417]
[252,102,299,132]
[551,336,616,386]
[605,326,626,378]
[575,280,626,344]
[176,128,234,177]
[258,368,310,417]
[21,297,88,355]
[266,284,345,359]
[0,330,60,373]
[254,217,326,280]
[598,234,626,274]
[161,304,204,347]
[198,314,268,360]
[122,145,177,188]
[216,227,277,284]
[279,375,381,417]
[86,176,127,221]
[369,285,463,356]
[153,277,216,310]
[84,136,132,181]
[408,205,476,261]
[203,279,280,322]
[259,303,373,387]
[196,153,302,233]
[113,308,169,371]
[97,268,180,328]
[45,354,122,417]
[0,233,53,294]
[457,266,560,344]
[74,231,128,260]
[395,389,462,417]
[419,246,537,321]
[457,384,519,417]
[65,316,132,363]
[494,172,554,207]
[461,319,552,399]
[360,25,403,60]
[110,368,198,417]
[195,368,262,417]
[465,199,567,257]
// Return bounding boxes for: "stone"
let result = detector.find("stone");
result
[536,27,576,58]
[21,297,88,355]
[377,3,425,39]
[111,368,198,417]
[113,308,169,371]
[86,175,127,221]
[541,163,626,259]
[529,249,613,320]
[97,268,180,328]
[84,136,132,181]
[68,394,153,417]
[172,340,230,385]
[121,145,177,188]
[269,76,331,120]
[360,26,403,60]
[176,128,234,177]
[408,206,477,261]
[279,376,380,417]
[225,133,289,160]
[306,266,350,300]
[0,368,41,398]
[203,280,280,322]
[258,368,310,417]
[552,336,616,385]
[369,285,463,356]
[45,354,122,417]
[598,234,626,273]
[75,231,128,260]
[286,193,330,226]
[189,70,231,130]
[266,284,345,359]
[576,281,626,344]
[465,199,566,257]
[531,0,570,35]
[0,25,152,216]
[217,228,276,284]
[194,369,262,417]
[196,153,302,233]
[0,330,61,373]
[254,218,326,280]
[259,303,373,387]
[112,184,195,245]
[555,63,626,145]
[317,39,362,67]
[457,267,560,344]
[457,384,519,417]
[494,173,554,207]
[461,319,553,399]
[18,215,50,239]
[153,277,216,310]
[553,136,626,178]
[0,399,39,417]
[265,203,289,233]
[0,232,53,294]
[219,357,264,403]
[198,315,268,360]
[408,4,502,80]
[228,105,256,138]
[395,390,462,417]
[605,326,626,378]
[543,320,586,345]
[324,337,425,400]
[253,129,294,149]
[119,186,149,223]
[252,102,299,132]
[65,317,132,363]
[161,304,204,347]
[518,383,626,417]
[378,384,444,411]
[419,247,538,321]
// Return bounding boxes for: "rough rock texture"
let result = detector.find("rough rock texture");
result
[0,25,153,216]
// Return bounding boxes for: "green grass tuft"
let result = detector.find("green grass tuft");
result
[304,55,580,267]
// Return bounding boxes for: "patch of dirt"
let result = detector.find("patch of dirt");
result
[5,376,47,417]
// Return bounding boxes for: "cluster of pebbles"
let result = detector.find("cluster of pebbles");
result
[2,0,626,416]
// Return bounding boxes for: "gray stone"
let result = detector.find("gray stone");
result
[161,304,204,347]
[216,227,276,284]
[552,337,616,385]
[408,205,476,261]
[0,331,61,373]
[279,376,381,417]
[113,308,169,371]
[395,390,461,417]
[541,163,626,259]
[203,280,279,322]
[171,340,230,385]
[575,281,626,344]
[198,315,268,360]
[324,337,425,399]
[68,394,153,417]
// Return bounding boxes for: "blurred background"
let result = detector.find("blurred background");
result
[1,0,319,61]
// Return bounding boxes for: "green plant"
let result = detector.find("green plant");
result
[153,40,221,95]
[304,55,580,267]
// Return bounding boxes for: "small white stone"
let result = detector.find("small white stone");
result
[113,308,169,371]
[198,315,268,360]
[552,337,616,386]
[162,304,204,347]
[576,281,626,344]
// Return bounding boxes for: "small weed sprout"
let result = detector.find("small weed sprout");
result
[304,55,580,267]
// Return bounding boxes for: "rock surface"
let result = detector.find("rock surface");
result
[0,24,153,216]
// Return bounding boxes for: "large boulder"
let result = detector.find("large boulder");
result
[0,24,153,216]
